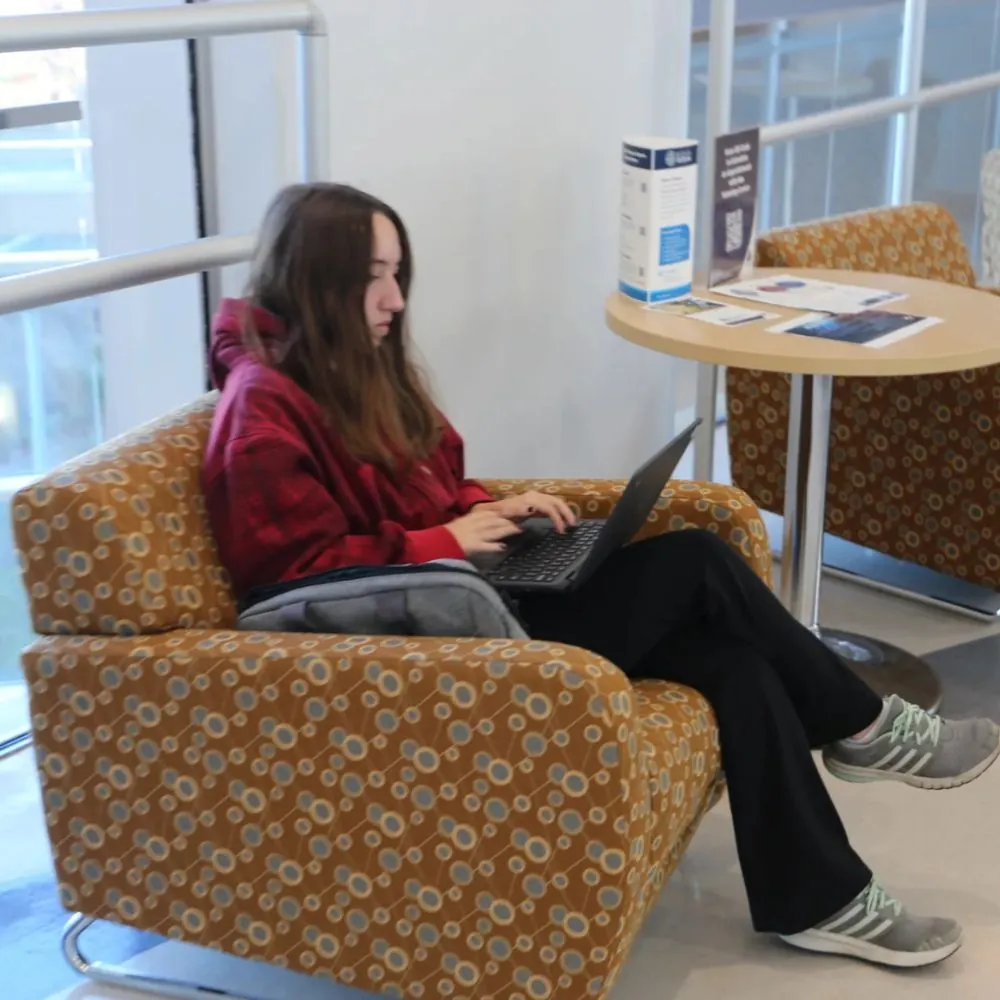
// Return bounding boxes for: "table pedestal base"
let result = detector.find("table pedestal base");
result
[820,628,943,713]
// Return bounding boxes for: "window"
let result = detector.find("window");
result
[0,0,99,742]
[0,0,203,743]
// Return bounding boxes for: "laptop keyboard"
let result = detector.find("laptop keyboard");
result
[487,520,605,584]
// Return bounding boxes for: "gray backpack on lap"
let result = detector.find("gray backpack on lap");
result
[237,560,528,639]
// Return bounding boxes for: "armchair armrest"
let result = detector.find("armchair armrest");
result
[480,478,773,586]
[25,629,677,997]
[978,285,1000,297]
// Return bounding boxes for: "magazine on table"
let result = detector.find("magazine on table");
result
[716,274,907,314]
[768,310,942,348]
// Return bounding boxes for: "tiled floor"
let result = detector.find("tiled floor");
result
[0,748,158,1000]
[0,685,30,745]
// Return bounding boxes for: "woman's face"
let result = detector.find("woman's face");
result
[365,212,406,346]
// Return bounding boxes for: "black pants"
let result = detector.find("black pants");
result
[518,529,883,935]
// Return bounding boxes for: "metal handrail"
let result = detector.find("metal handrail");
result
[0,0,327,316]
[0,1,317,51]
[0,138,91,151]
[0,234,255,316]
[760,67,1000,146]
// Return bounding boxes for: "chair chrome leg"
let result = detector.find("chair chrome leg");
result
[62,912,263,1000]
[62,913,95,976]
[0,729,31,761]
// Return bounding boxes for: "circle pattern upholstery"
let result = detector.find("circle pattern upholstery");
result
[26,631,724,999]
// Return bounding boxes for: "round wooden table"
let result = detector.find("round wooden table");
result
[607,268,1000,710]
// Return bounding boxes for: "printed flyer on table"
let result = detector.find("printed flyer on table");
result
[716,275,907,314]
[647,296,776,327]
[768,310,942,347]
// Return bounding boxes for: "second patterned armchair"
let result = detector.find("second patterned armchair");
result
[726,202,1000,593]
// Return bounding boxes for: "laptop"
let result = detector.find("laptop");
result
[478,419,701,594]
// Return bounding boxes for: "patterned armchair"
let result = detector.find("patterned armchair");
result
[727,202,1000,591]
[13,394,771,1000]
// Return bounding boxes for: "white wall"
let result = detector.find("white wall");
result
[213,0,694,479]
[86,0,204,437]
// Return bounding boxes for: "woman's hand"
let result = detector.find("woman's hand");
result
[445,509,522,556]
[477,491,578,533]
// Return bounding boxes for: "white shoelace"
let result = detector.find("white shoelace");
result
[889,701,942,748]
[864,881,903,920]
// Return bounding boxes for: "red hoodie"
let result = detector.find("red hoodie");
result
[202,299,493,598]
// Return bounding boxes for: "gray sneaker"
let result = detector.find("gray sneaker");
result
[781,881,963,968]
[823,695,1000,790]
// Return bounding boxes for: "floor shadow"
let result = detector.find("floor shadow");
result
[0,873,159,1000]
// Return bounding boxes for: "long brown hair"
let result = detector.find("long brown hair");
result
[243,182,440,468]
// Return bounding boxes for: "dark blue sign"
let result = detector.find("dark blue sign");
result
[710,127,760,288]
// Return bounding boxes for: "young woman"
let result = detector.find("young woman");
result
[203,182,1000,969]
